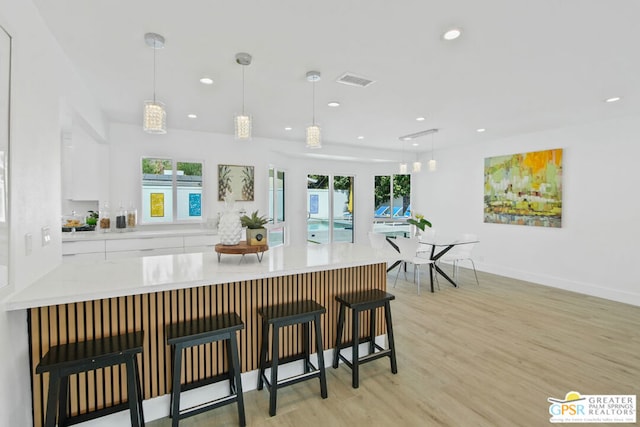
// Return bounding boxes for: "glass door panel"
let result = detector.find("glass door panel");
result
[333,175,354,243]
[307,174,330,244]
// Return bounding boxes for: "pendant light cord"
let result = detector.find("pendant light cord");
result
[431,133,434,160]
[241,65,245,114]
[312,79,316,125]
[152,39,157,103]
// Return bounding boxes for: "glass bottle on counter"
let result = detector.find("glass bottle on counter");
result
[116,202,127,231]
[99,201,111,233]
[127,202,137,230]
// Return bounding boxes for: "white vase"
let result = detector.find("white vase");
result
[218,210,242,245]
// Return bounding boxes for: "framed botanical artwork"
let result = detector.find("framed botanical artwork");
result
[484,148,563,227]
[218,164,254,201]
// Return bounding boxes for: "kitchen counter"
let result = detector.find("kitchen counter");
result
[5,242,396,310]
[11,242,396,427]
[61,226,217,241]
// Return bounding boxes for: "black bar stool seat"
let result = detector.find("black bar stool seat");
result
[332,289,397,388]
[166,313,246,427]
[36,331,145,427]
[257,300,328,416]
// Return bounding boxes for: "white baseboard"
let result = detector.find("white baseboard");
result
[477,262,640,307]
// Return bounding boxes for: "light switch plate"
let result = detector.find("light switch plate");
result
[41,226,51,246]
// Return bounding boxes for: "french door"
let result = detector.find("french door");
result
[307,174,354,244]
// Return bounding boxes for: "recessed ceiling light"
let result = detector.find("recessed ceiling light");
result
[476,128,486,133]
[357,136,364,140]
[199,77,214,85]
[416,117,425,121]
[284,127,292,131]
[443,28,462,41]
[187,114,197,119]
[412,143,419,147]
[605,96,621,103]
[327,101,341,107]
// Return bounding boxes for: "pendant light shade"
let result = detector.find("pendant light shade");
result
[235,52,252,140]
[143,33,166,134]
[306,71,321,149]
[413,161,422,173]
[399,162,408,174]
[306,125,321,149]
[143,101,166,134]
[234,114,251,140]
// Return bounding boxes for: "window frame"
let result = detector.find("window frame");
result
[140,156,205,225]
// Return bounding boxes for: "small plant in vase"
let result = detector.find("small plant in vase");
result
[240,210,268,246]
[407,213,432,237]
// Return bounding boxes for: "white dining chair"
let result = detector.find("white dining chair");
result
[369,231,401,272]
[439,233,479,286]
[392,236,435,295]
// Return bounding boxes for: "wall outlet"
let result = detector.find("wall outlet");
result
[41,226,51,246]
[25,233,32,255]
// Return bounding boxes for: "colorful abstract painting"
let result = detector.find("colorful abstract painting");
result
[484,148,563,227]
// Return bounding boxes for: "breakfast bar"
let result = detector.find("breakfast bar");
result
[5,243,393,427]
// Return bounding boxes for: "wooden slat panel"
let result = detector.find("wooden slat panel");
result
[28,263,386,427]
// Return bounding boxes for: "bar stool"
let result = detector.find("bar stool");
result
[166,313,245,427]
[332,289,397,388]
[36,331,145,427]
[257,300,328,416]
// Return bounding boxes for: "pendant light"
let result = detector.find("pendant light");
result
[429,131,437,172]
[306,71,321,149]
[399,138,408,173]
[234,52,252,140]
[413,158,422,173]
[143,33,167,134]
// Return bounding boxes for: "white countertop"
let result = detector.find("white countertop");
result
[61,227,217,241]
[4,243,397,311]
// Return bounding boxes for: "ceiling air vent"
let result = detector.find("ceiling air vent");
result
[336,72,376,88]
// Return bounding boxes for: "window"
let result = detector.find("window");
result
[141,158,203,224]
[268,167,286,246]
[373,174,410,236]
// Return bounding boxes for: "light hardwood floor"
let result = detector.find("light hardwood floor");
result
[148,267,640,427]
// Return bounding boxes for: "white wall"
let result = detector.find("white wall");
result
[413,114,640,306]
[108,123,403,247]
[0,1,107,425]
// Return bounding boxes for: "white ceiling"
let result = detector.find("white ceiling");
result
[34,0,640,154]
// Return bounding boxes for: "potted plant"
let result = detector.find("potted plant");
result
[240,210,268,246]
[407,213,432,236]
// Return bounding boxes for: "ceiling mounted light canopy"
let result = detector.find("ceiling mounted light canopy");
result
[234,52,252,140]
[143,32,167,134]
[398,128,439,141]
[306,71,321,149]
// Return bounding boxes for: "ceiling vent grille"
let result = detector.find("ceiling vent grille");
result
[336,72,376,88]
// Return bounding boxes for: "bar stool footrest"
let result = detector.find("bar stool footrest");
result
[175,393,241,421]
[261,363,321,391]
[337,344,391,368]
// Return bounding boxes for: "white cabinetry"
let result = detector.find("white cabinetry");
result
[62,240,106,262]
[61,125,108,201]
[105,236,184,260]
[62,233,218,262]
